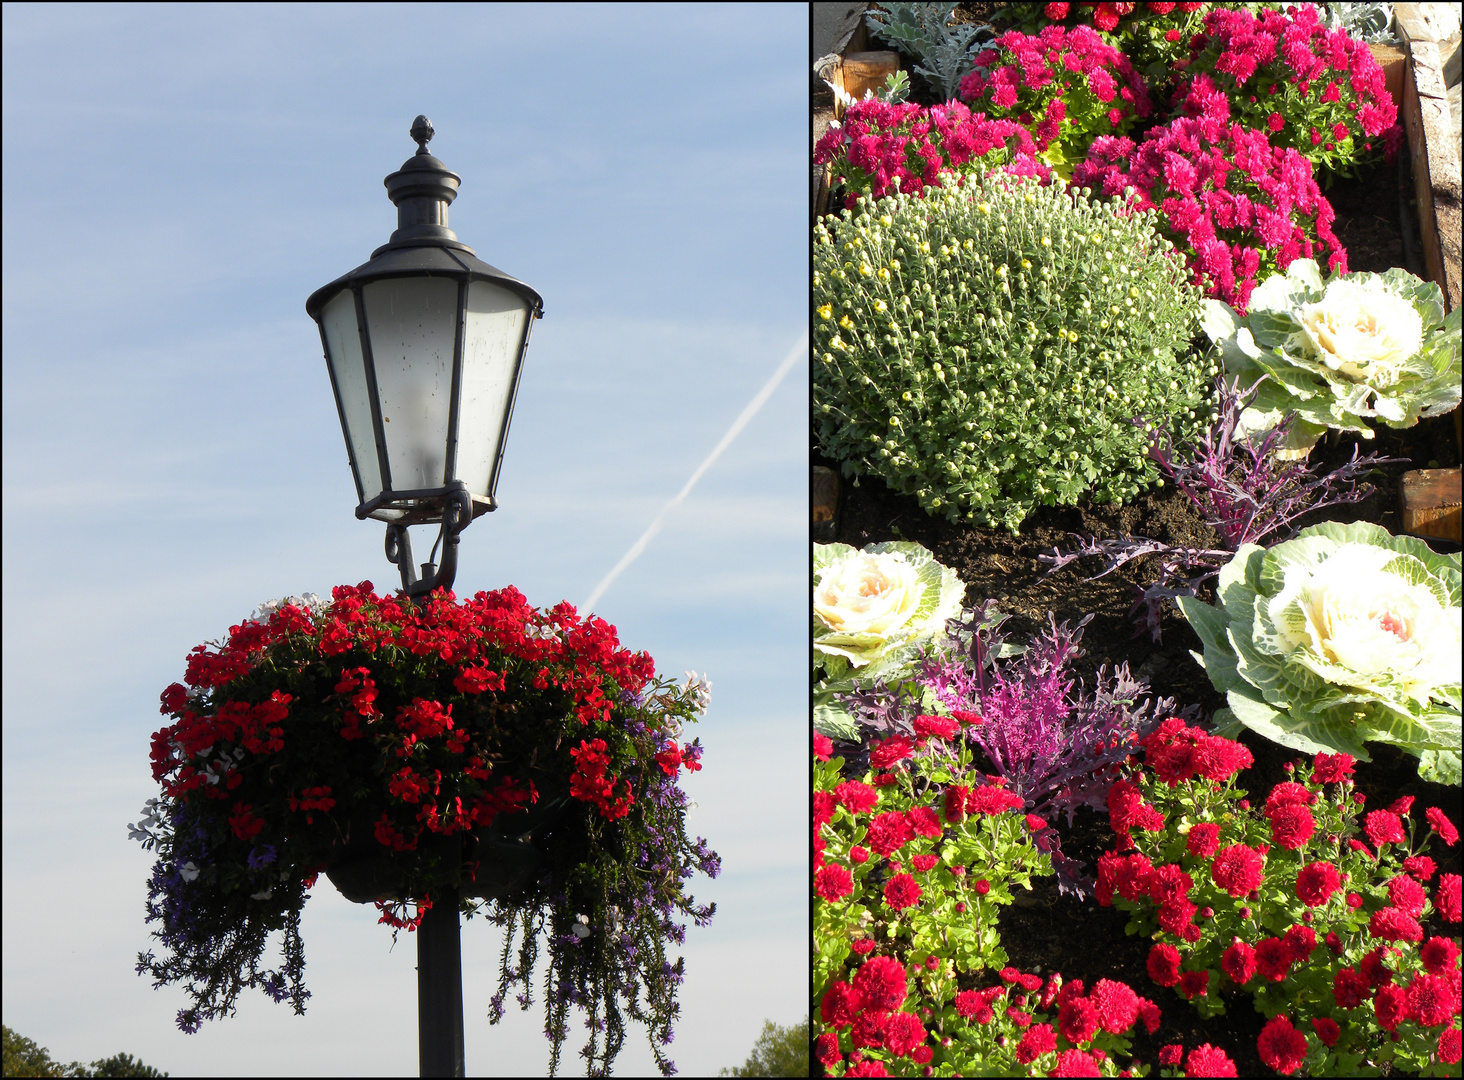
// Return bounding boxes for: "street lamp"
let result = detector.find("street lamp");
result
[306,115,543,600]
[306,116,543,1077]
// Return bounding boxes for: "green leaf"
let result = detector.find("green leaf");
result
[1417,750,1463,786]
[814,703,861,743]
[1226,687,1369,758]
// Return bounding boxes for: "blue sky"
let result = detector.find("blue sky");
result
[1,4,807,1076]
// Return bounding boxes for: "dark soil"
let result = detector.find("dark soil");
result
[813,16,1463,1071]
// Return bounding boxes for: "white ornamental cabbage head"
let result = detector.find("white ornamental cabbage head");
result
[1178,520,1462,784]
[1201,260,1461,458]
[813,541,966,740]
[1295,278,1425,388]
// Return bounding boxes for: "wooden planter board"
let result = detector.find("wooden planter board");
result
[1400,467,1463,543]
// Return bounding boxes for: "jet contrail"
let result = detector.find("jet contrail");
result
[582,332,808,614]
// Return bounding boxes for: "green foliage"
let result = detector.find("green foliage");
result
[863,2,992,100]
[813,172,1214,532]
[718,1017,808,1078]
[2,1029,167,1079]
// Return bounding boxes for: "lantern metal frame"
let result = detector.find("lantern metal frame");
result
[306,116,543,599]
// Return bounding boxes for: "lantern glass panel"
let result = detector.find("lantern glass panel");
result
[362,277,458,492]
[457,280,531,500]
[320,288,383,504]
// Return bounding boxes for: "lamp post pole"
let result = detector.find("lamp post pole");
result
[306,116,544,1078]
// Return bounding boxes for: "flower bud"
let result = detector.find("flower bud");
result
[1240,907,1252,919]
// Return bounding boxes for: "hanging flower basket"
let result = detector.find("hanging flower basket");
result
[132,582,719,1077]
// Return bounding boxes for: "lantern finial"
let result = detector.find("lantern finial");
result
[410,115,434,155]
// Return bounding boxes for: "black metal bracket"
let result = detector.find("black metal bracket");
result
[385,484,474,599]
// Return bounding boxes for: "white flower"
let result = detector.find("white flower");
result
[1269,542,1461,698]
[683,671,712,714]
[128,823,151,843]
[1296,278,1425,388]
[571,916,591,939]
[250,885,274,900]
[178,861,201,882]
[814,550,924,644]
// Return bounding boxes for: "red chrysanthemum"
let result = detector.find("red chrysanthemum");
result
[814,1031,841,1067]
[966,783,1026,816]
[1440,1027,1462,1065]
[1267,802,1316,850]
[1312,752,1355,783]
[1178,970,1210,999]
[1051,1048,1102,1077]
[1404,855,1438,882]
[821,981,864,1027]
[1187,822,1221,858]
[910,853,938,872]
[815,864,854,902]
[1387,873,1428,917]
[1284,924,1317,964]
[1374,982,1408,1031]
[1090,979,1140,1033]
[853,955,908,1013]
[1222,940,1257,985]
[1365,809,1406,848]
[1186,1044,1237,1076]
[1369,907,1424,943]
[1295,861,1342,906]
[1333,966,1368,1008]
[1265,781,1315,812]
[1255,937,1292,982]
[1405,972,1458,1027]
[1312,1017,1341,1047]
[1147,943,1182,987]
[1421,936,1461,976]
[834,780,879,816]
[883,872,922,911]
[1257,1014,1308,1074]
[906,805,942,838]
[912,714,959,740]
[868,735,914,770]
[882,1010,928,1057]
[1211,843,1265,897]
[1014,1022,1058,1064]
[1439,874,1463,922]
[1059,996,1101,1045]
[1360,946,1396,988]
[813,732,834,761]
[1428,807,1461,846]
[864,811,914,856]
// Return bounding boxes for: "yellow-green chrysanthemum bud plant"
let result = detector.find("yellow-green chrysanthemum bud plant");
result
[813,170,1215,533]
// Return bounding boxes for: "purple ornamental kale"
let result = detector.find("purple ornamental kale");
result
[1039,375,1402,641]
[839,601,1199,898]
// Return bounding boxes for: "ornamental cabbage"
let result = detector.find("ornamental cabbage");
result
[1202,259,1461,458]
[1178,521,1462,784]
[814,541,965,740]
